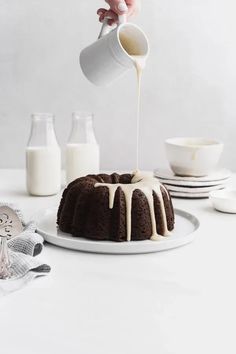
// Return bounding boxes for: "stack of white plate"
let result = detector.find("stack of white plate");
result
[154,168,231,199]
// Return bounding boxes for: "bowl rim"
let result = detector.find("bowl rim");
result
[209,189,236,201]
[165,137,224,148]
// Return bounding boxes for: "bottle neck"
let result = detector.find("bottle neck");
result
[68,114,97,144]
[27,114,59,147]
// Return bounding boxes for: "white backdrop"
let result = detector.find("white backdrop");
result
[0,0,236,171]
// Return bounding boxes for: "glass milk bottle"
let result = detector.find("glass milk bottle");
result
[66,112,100,184]
[26,113,61,196]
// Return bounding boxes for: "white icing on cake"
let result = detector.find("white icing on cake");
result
[95,171,171,242]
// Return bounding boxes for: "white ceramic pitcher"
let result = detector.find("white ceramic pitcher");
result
[80,15,149,86]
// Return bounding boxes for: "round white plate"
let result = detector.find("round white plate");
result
[169,191,210,199]
[165,183,226,194]
[34,207,200,254]
[157,178,229,187]
[154,168,231,186]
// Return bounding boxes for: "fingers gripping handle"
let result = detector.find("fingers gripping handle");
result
[98,18,112,39]
[98,14,127,39]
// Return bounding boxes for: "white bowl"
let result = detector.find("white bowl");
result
[210,190,236,214]
[165,137,224,177]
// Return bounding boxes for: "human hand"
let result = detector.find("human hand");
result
[97,0,140,25]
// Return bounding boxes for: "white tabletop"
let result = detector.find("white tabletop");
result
[0,169,236,354]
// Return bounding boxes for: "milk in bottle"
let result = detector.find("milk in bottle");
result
[66,112,100,184]
[26,113,61,196]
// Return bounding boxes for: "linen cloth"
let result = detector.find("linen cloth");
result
[0,203,50,296]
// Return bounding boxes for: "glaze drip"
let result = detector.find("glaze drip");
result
[95,171,171,241]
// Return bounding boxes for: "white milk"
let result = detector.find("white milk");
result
[26,146,61,196]
[66,143,100,184]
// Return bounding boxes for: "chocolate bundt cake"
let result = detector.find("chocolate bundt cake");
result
[57,171,175,242]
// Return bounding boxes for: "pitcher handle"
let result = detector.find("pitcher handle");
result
[98,14,127,39]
